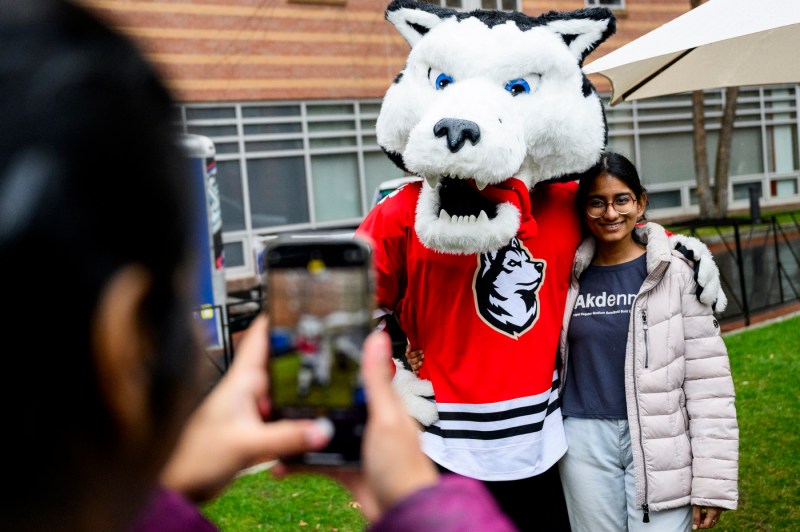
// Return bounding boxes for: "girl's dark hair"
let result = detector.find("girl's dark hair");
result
[575,151,648,238]
[1,0,202,522]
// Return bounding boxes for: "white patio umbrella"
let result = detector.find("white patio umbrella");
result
[584,0,800,105]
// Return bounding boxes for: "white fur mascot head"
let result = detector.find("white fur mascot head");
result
[376,1,615,254]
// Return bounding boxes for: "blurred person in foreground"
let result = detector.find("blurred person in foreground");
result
[0,1,514,530]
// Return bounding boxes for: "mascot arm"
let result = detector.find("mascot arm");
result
[668,233,728,312]
[356,187,417,311]
[380,315,438,426]
[358,188,439,424]
[392,358,439,426]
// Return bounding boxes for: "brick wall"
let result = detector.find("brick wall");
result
[79,0,697,102]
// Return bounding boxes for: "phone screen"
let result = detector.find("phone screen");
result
[263,237,373,466]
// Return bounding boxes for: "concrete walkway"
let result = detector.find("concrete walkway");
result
[722,306,800,337]
[720,301,800,333]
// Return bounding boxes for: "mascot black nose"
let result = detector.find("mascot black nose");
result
[434,118,481,153]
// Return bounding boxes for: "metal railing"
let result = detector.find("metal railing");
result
[212,212,800,371]
[193,304,230,374]
[670,213,800,326]
[221,288,263,369]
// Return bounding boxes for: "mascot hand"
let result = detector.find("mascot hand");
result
[391,358,438,426]
[669,233,728,312]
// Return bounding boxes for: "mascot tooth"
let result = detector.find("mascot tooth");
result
[357,1,726,525]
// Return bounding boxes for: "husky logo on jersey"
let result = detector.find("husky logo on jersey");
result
[474,238,545,338]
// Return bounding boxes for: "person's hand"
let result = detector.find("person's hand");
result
[405,345,424,374]
[360,332,439,517]
[692,505,723,529]
[160,315,333,503]
[280,332,439,521]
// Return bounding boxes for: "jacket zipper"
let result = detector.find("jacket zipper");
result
[633,297,650,523]
[631,261,668,523]
[642,310,649,369]
[631,264,668,523]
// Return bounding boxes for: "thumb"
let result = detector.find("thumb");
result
[248,418,334,461]
[361,332,395,413]
[692,506,701,529]
[229,314,269,375]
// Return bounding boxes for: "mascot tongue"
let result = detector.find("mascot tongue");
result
[470,178,537,239]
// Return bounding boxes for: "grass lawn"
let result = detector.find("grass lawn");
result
[202,315,800,531]
[203,469,367,531]
[717,314,800,532]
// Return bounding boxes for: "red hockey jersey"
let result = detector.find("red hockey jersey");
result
[357,180,581,481]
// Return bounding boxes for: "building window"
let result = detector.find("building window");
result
[418,0,520,11]
[771,178,798,197]
[288,0,346,6]
[765,88,799,174]
[247,156,310,228]
[177,84,800,281]
[177,100,406,279]
[586,0,625,9]
[647,190,682,210]
[603,84,799,218]
[733,182,762,201]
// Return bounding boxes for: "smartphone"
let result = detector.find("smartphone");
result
[262,236,374,466]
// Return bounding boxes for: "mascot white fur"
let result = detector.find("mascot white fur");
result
[356,1,725,527]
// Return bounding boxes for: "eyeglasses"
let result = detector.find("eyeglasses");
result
[586,195,636,218]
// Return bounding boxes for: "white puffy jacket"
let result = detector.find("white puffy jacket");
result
[558,222,739,516]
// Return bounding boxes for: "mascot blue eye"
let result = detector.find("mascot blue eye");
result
[435,73,454,90]
[505,78,531,96]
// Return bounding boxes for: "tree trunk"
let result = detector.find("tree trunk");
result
[689,0,738,220]
[714,86,739,216]
[692,90,715,218]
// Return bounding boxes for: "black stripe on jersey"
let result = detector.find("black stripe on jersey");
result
[425,416,549,440]
[436,376,561,423]
[426,377,562,440]
[437,400,549,422]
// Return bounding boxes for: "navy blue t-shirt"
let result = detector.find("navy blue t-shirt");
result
[562,253,647,419]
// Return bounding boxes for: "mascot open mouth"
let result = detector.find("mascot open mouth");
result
[437,177,498,222]
[414,175,533,255]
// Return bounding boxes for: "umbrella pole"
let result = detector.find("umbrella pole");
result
[621,48,694,101]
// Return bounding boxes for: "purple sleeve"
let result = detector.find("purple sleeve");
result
[369,474,517,532]
[129,487,217,532]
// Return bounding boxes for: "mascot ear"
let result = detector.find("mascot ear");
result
[386,0,453,47]
[543,8,616,65]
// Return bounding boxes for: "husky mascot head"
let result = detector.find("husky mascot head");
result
[376,1,615,254]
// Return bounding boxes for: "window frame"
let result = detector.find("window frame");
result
[177,84,800,282]
[418,0,521,12]
[585,0,626,10]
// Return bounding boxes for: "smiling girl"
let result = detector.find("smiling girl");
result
[556,152,738,532]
